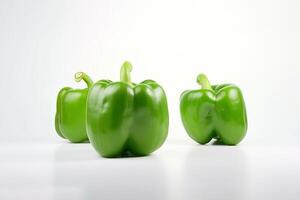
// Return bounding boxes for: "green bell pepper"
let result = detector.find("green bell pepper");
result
[180,74,247,145]
[55,72,93,143]
[86,61,169,157]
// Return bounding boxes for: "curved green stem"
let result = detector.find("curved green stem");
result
[197,74,212,90]
[74,72,93,88]
[120,61,133,86]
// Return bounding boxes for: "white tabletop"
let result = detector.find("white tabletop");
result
[1,140,299,200]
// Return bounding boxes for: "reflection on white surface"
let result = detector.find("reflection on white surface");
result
[183,145,246,200]
[53,144,166,200]
[0,142,300,200]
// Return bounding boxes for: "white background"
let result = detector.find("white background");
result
[0,0,300,199]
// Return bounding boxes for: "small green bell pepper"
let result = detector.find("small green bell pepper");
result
[86,61,169,157]
[55,72,93,143]
[180,74,247,145]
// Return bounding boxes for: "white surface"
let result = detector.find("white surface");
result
[1,141,300,200]
[1,0,300,199]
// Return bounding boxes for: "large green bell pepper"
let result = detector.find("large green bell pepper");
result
[86,61,169,157]
[180,74,247,145]
[55,72,93,143]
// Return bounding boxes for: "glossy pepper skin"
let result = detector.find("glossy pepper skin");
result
[180,74,247,145]
[55,72,93,143]
[87,61,169,157]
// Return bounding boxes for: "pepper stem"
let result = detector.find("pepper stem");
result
[197,74,212,90]
[74,72,93,88]
[120,61,133,86]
